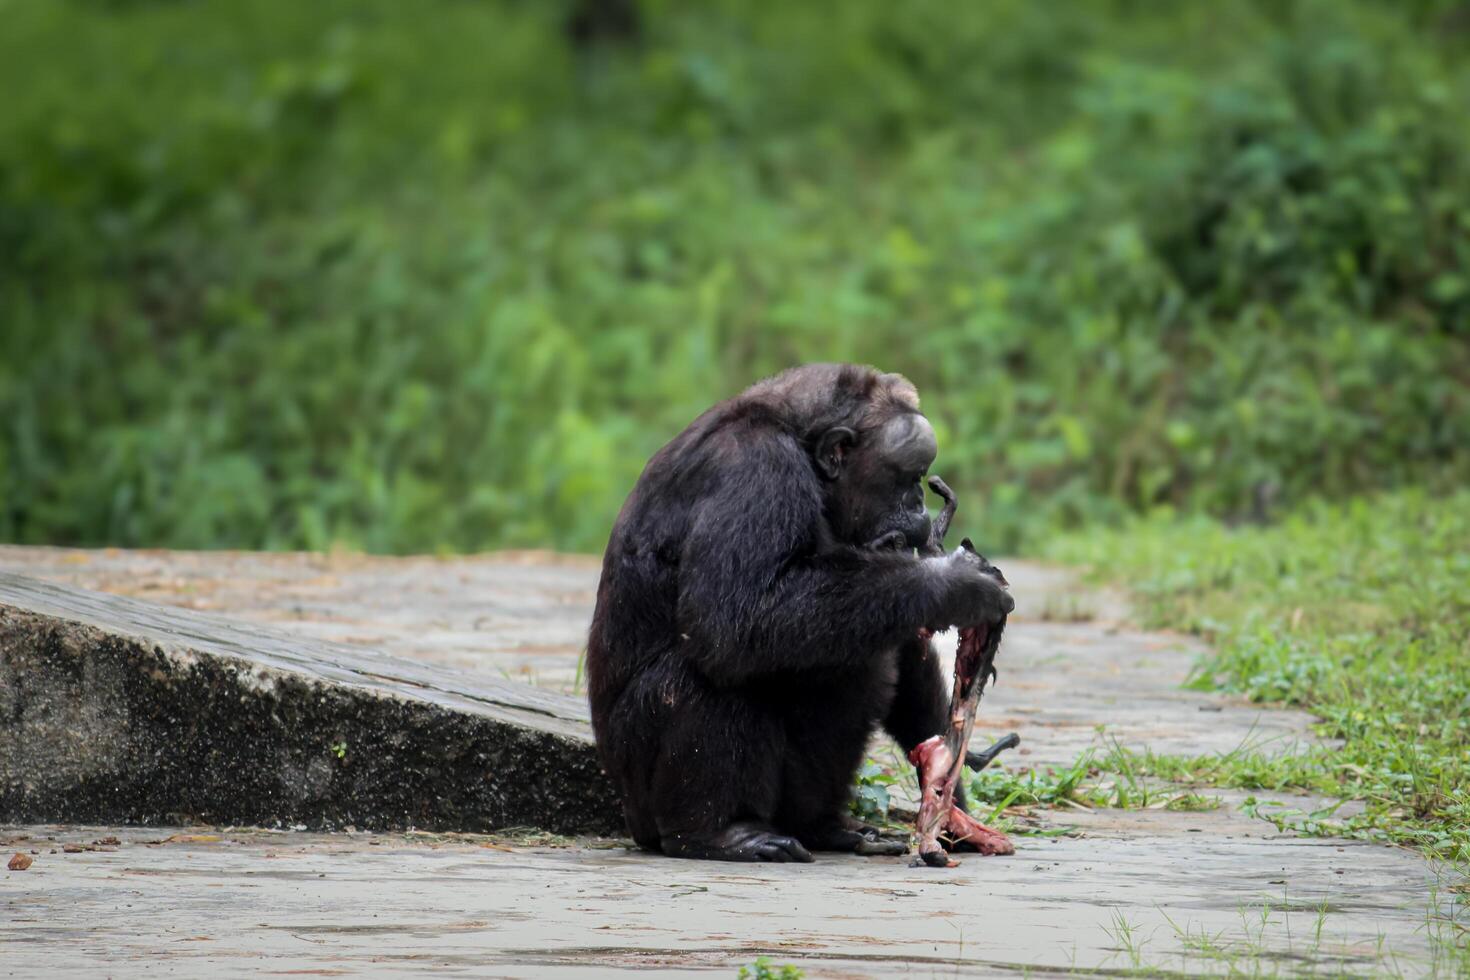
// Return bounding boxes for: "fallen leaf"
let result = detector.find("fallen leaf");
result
[8,853,33,871]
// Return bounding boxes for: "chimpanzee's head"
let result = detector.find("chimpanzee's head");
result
[776,365,937,551]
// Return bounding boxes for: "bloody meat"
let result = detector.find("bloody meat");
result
[908,583,1014,867]
[909,477,1015,867]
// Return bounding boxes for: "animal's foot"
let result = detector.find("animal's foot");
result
[661,822,815,863]
[800,817,909,857]
[964,732,1021,772]
[912,849,956,868]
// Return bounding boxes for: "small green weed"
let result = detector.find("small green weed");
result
[736,957,804,980]
[962,745,1222,818]
[1102,910,1151,971]
[1163,792,1221,813]
[964,750,1103,811]
[572,647,587,697]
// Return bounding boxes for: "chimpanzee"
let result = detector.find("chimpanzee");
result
[586,364,1014,862]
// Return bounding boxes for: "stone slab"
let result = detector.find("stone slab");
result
[0,572,619,834]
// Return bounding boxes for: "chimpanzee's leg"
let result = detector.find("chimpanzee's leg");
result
[774,667,902,855]
[647,666,813,863]
[596,674,665,851]
[883,634,951,754]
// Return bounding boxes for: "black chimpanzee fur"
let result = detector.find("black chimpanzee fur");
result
[586,363,1013,862]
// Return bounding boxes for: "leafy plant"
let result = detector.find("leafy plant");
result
[850,758,898,825]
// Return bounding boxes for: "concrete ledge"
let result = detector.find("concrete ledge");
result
[0,573,621,834]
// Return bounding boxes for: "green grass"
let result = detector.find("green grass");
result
[853,743,1222,833]
[1047,488,1470,864]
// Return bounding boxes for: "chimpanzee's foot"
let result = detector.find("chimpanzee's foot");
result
[661,822,815,863]
[800,816,909,856]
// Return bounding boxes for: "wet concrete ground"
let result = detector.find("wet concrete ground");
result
[3,818,1453,978]
[1,547,1461,976]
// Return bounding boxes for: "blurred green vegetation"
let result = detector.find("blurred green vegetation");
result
[3,0,1468,554]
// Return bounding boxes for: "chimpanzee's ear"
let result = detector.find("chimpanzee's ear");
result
[814,426,857,481]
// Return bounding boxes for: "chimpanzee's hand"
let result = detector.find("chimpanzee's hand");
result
[931,548,1014,627]
[955,538,1008,587]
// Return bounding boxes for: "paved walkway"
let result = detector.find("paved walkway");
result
[0,547,1456,976]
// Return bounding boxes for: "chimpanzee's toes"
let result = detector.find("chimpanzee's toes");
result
[754,835,814,863]
[660,823,815,862]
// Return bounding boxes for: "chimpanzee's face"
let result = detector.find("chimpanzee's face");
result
[825,412,937,550]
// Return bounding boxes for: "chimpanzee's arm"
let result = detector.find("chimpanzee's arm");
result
[675,432,1007,686]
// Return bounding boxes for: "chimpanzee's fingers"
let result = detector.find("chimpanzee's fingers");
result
[971,570,1014,617]
[782,836,815,862]
[965,732,1021,772]
[867,530,908,552]
[990,579,1016,616]
[854,838,909,856]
